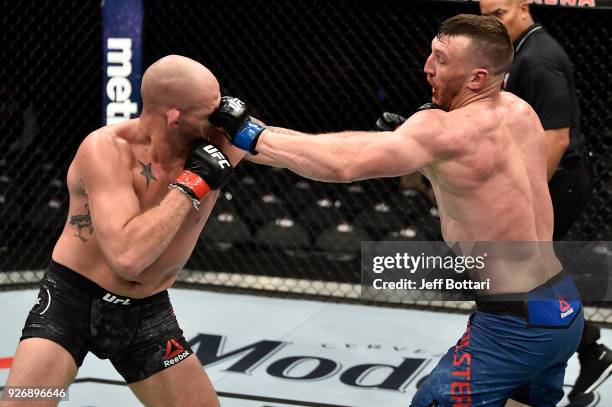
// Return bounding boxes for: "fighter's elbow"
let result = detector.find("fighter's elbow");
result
[331,162,358,183]
[109,252,144,280]
[547,128,570,154]
[333,150,381,182]
[558,134,570,152]
[300,160,355,183]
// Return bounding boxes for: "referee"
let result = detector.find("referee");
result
[479,0,611,401]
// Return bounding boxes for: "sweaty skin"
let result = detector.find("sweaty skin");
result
[52,55,246,298]
[253,36,560,294]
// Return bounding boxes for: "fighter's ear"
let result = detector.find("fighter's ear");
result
[467,68,489,91]
[519,0,531,18]
[167,108,181,127]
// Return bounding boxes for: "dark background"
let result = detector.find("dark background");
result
[1,1,610,303]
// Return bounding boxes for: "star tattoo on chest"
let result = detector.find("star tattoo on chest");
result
[138,160,157,189]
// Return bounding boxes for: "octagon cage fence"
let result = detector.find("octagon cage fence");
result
[1,0,611,324]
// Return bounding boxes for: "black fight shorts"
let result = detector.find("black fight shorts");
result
[21,260,194,383]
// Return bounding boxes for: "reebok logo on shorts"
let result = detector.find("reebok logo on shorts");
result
[163,338,190,368]
[559,296,574,319]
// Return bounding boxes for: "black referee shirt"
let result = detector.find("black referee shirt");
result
[503,23,585,162]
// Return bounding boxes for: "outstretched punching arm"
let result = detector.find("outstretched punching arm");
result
[210,96,460,182]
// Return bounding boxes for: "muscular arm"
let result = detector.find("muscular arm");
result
[545,127,570,180]
[77,133,194,279]
[255,111,460,182]
[246,126,362,167]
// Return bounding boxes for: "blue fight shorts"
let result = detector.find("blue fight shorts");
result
[411,271,584,407]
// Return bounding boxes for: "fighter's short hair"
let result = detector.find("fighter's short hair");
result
[437,14,514,76]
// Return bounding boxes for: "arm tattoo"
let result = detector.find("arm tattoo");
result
[138,161,157,189]
[79,178,88,195]
[70,203,94,243]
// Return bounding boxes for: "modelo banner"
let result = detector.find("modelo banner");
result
[102,0,143,126]
[424,0,612,9]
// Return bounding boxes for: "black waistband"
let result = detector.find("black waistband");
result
[475,270,569,318]
[475,299,527,318]
[48,260,169,306]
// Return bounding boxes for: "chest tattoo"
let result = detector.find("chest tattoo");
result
[138,160,157,189]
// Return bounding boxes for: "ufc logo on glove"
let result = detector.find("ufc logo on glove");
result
[203,145,231,169]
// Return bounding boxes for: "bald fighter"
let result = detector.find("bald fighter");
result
[210,15,584,406]
[1,55,246,407]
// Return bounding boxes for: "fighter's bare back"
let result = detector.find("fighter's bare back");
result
[419,92,557,292]
[422,92,551,242]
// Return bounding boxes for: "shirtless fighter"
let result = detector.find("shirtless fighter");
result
[209,15,584,406]
[1,55,246,407]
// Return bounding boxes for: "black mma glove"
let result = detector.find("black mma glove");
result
[416,102,444,112]
[169,142,233,210]
[210,96,264,154]
[374,103,445,131]
[375,112,407,131]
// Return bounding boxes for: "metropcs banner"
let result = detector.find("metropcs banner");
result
[102,0,143,126]
[426,0,612,9]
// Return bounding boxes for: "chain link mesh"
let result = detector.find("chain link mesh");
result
[1,1,610,321]
[0,0,101,278]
